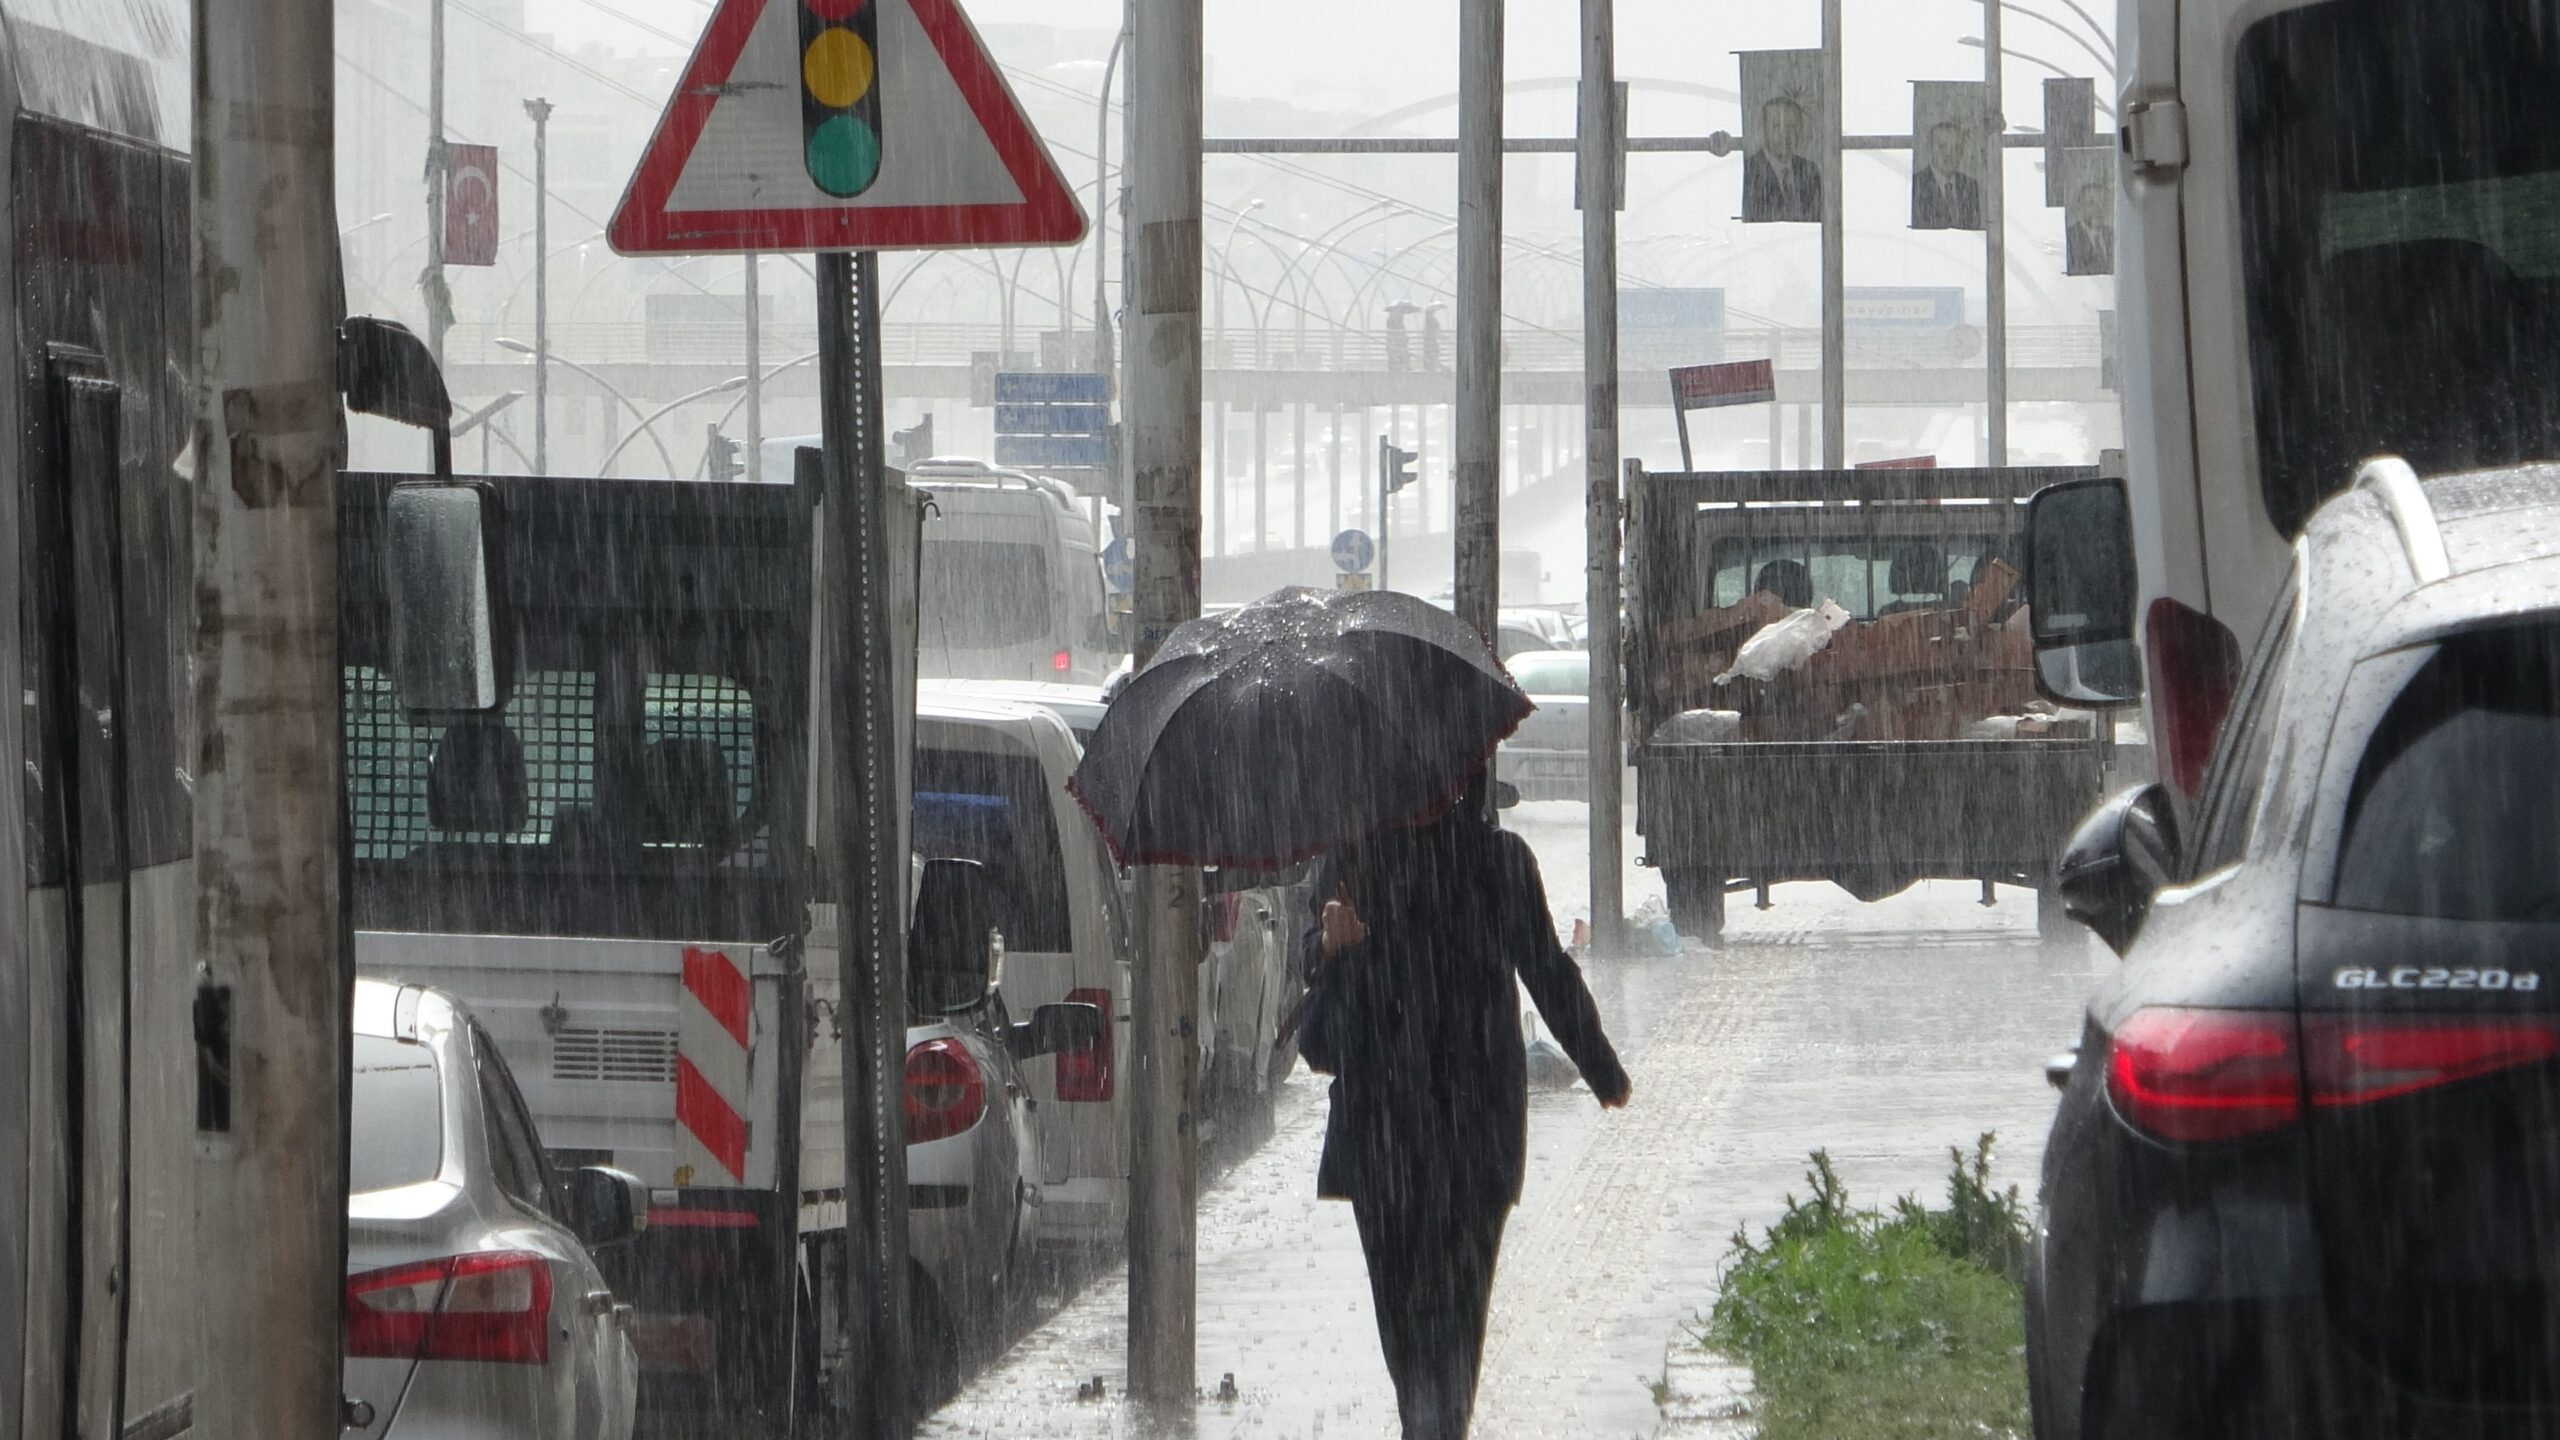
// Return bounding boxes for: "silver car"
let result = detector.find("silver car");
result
[1497,649,1593,801]
[345,978,644,1440]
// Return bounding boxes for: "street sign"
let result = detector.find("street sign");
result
[994,403,1111,435]
[993,371,1109,404]
[1336,572,1373,592]
[1669,359,1778,470]
[1101,536,1134,594]
[993,433,1111,469]
[608,0,1087,254]
[1330,529,1376,574]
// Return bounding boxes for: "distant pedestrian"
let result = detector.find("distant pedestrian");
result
[1298,784,1632,1439]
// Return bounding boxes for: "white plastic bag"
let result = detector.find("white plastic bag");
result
[1714,600,1852,686]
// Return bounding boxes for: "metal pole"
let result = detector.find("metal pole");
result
[192,0,347,1437]
[1125,0,1203,1406]
[1579,0,1625,949]
[1453,0,1504,645]
[1095,25,1124,389]
[1820,0,1845,467]
[427,0,449,369]
[524,96,550,473]
[744,254,763,482]
[818,250,911,1439]
[1983,0,2009,466]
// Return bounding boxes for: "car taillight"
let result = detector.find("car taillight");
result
[1056,986,1114,1102]
[2304,1016,2560,1106]
[2143,597,2240,796]
[346,1251,552,1365]
[1206,893,1245,945]
[1053,648,1073,673]
[903,1038,986,1145]
[2106,1008,2302,1143]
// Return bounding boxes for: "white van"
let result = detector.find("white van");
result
[911,693,1130,1248]
[759,442,1120,685]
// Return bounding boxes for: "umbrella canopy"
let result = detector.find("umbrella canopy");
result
[1069,587,1533,868]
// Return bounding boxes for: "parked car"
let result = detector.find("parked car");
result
[1500,605,1581,654]
[1496,649,1592,802]
[1199,861,1313,1133]
[2026,461,2560,1440]
[345,978,644,1440]
[918,677,1110,749]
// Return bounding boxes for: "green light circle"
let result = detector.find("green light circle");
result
[805,115,881,197]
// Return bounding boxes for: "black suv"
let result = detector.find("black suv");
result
[2027,460,2560,1439]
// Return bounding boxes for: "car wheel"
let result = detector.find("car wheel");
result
[1664,869,1726,943]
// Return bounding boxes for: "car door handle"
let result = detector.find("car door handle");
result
[583,1289,618,1318]
[2045,1050,2079,1091]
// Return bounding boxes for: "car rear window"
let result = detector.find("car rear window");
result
[2335,626,2560,919]
[350,1035,443,1192]
[912,740,1073,952]
[921,540,1053,650]
[1509,653,1587,697]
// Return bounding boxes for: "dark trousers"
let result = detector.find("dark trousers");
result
[1352,1197,1510,1440]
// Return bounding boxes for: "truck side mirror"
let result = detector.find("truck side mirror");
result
[2055,783,2181,956]
[909,857,999,1015]
[383,481,513,715]
[339,315,455,481]
[2025,477,2142,707]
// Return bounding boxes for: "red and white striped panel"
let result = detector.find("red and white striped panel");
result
[674,946,752,1186]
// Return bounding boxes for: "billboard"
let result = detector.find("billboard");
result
[1909,81,1990,232]
[1739,50,1827,224]
[2061,147,2116,276]
[2041,78,2098,207]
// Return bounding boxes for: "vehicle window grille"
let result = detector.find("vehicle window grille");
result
[343,667,599,859]
[550,1027,680,1084]
[644,672,760,857]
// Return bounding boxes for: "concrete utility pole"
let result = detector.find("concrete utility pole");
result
[524,96,551,473]
[1452,0,1504,648]
[1124,0,1204,1406]
[1982,0,2010,466]
[743,254,763,483]
[192,1,349,1438]
[1820,0,1845,467]
[426,0,450,368]
[1578,0,1626,950]
[817,250,912,1438]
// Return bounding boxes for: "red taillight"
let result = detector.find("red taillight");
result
[1053,648,1074,673]
[1206,893,1245,945]
[2143,597,2241,796]
[346,1251,552,1365]
[1055,986,1114,1102]
[903,1038,986,1145]
[2304,1016,2560,1106]
[2107,1008,2303,1143]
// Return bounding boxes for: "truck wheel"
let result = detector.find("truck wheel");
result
[2036,886,2080,951]
[1664,870,1726,944]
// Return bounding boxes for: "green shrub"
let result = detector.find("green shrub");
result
[1704,1134,2031,1440]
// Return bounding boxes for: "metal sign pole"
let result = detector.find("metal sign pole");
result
[1580,0,1626,951]
[1982,0,2010,467]
[1820,0,1846,467]
[193,0,349,1435]
[1125,0,1204,1406]
[1452,0,1505,646]
[819,248,912,1439]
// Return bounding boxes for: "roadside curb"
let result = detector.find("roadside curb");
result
[1653,1338,1758,1439]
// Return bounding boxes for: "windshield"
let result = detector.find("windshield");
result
[2336,626,2560,919]
[349,1035,443,1192]
[2240,0,2560,535]
[1701,532,2008,620]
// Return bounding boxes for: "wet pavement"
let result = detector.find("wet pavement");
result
[920,798,2108,1438]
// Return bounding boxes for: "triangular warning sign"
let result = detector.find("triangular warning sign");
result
[609,0,1087,255]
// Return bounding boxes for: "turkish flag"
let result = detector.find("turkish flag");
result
[444,144,500,266]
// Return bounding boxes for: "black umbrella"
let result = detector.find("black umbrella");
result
[1068,587,1532,868]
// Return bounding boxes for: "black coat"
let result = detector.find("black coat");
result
[1297,814,1630,1216]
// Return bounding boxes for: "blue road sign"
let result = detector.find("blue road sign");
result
[994,433,1112,469]
[995,403,1111,435]
[993,371,1108,404]
[1101,537,1135,594]
[1330,528,1376,574]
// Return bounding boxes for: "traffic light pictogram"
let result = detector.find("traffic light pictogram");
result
[799,0,883,197]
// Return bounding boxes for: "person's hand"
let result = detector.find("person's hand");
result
[1597,1079,1633,1111]
[1319,893,1367,958]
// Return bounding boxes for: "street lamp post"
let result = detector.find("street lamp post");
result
[523,97,553,472]
[495,336,682,477]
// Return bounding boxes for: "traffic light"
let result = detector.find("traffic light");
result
[798,0,883,198]
[1379,435,1418,495]
[892,415,934,467]
[704,425,743,482]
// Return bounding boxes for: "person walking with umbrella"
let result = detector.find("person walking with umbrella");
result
[1296,786,1630,1439]
[1069,586,1632,1437]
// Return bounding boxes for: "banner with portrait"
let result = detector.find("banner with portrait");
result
[2041,78,2097,207]
[1739,50,1827,224]
[2061,146,2116,276]
[1909,81,1990,232]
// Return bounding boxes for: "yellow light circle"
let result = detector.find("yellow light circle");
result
[802,27,874,110]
